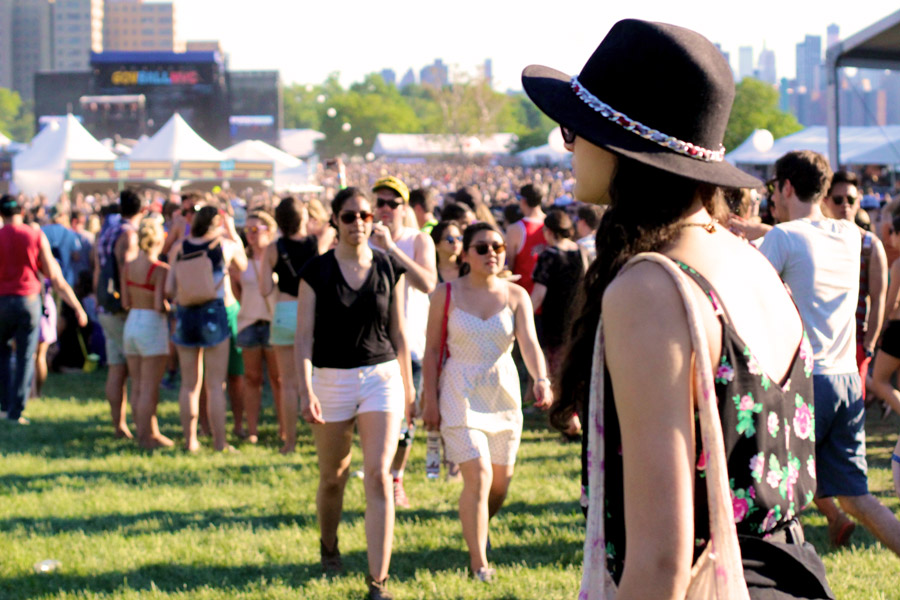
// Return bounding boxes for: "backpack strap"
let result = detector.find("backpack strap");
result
[277,237,298,278]
[580,251,750,600]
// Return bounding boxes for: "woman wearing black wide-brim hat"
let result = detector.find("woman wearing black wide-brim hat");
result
[525,19,834,600]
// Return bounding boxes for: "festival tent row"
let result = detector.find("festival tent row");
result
[727,126,900,168]
[516,143,572,166]
[371,133,518,158]
[66,113,275,192]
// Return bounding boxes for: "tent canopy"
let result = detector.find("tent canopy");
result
[0,131,11,147]
[12,114,115,198]
[223,139,301,170]
[516,143,571,166]
[826,10,900,166]
[279,129,324,157]
[372,133,517,157]
[727,126,900,167]
[129,113,225,161]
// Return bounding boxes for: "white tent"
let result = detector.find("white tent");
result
[129,113,225,161]
[371,133,518,157]
[516,143,571,166]
[726,126,900,167]
[12,114,115,198]
[0,131,11,148]
[223,139,301,169]
[223,139,318,192]
[280,129,324,157]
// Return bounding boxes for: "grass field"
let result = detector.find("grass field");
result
[2,369,900,599]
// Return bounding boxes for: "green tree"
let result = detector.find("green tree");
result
[316,74,421,156]
[512,94,557,151]
[0,87,32,141]
[724,78,802,153]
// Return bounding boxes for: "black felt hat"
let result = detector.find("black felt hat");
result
[522,19,761,188]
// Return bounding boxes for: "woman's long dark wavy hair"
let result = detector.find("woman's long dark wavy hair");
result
[548,156,727,431]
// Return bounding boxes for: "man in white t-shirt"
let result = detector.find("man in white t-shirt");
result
[759,150,900,556]
[370,175,437,509]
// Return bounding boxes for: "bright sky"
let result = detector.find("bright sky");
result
[177,1,900,91]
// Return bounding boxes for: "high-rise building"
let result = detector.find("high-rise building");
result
[380,68,396,86]
[713,43,732,77]
[795,34,822,93]
[827,24,840,49]
[399,68,415,88]
[738,46,754,81]
[757,47,776,85]
[103,0,180,52]
[420,58,448,88]
[53,0,104,71]
[0,0,14,90]
[10,0,54,101]
[483,58,493,88]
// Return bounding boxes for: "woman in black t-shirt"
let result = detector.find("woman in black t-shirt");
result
[295,187,414,600]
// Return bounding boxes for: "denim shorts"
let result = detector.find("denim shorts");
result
[172,299,229,348]
[813,373,868,497]
[236,320,271,348]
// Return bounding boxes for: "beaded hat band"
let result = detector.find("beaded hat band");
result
[570,76,726,163]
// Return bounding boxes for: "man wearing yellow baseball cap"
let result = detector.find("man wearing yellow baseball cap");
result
[370,175,437,509]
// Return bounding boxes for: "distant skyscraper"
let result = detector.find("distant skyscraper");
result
[380,68,396,86]
[738,46,754,81]
[399,68,415,88]
[713,43,732,77]
[420,58,448,88]
[0,0,14,90]
[483,58,493,88]
[758,47,776,84]
[10,0,53,101]
[795,34,822,93]
[52,0,104,72]
[104,0,179,52]
[827,24,840,49]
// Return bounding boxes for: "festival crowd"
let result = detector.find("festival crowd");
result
[5,18,900,600]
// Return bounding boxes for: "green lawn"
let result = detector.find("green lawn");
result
[2,370,900,599]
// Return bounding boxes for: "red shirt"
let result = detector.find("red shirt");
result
[510,217,545,294]
[0,223,43,296]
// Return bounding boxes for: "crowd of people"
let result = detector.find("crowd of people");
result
[8,17,900,600]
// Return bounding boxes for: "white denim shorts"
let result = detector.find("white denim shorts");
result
[312,359,405,422]
[440,426,522,466]
[123,309,169,357]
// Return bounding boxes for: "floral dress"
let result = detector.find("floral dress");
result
[593,261,817,582]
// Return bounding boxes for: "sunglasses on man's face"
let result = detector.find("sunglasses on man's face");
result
[766,177,779,196]
[376,198,403,210]
[471,241,506,256]
[560,126,576,145]
[246,225,268,234]
[445,235,463,244]
[831,194,857,207]
[338,210,374,224]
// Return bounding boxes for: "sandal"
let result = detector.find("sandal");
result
[472,567,496,583]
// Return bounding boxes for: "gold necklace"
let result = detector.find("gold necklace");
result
[680,218,717,233]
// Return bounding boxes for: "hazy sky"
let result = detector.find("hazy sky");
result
[177,1,899,90]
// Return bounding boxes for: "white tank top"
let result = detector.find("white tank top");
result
[394,227,430,362]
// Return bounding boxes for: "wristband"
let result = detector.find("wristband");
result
[536,377,550,384]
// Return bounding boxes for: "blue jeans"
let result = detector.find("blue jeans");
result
[0,294,42,420]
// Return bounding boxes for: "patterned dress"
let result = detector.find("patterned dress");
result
[595,261,817,582]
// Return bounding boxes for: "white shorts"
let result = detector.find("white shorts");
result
[123,309,169,357]
[312,360,405,422]
[440,426,522,466]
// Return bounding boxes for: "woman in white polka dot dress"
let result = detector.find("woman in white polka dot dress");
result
[422,222,552,582]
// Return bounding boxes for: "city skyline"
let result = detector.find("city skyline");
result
[171,0,897,90]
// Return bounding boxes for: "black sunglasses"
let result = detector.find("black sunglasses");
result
[445,235,463,244]
[560,126,576,145]
[472,241,506,255]
[831,194,858,206]
[338,210,374,224]
[376,198,403,210]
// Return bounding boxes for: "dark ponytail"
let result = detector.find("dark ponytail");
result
[549,156,726,431]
